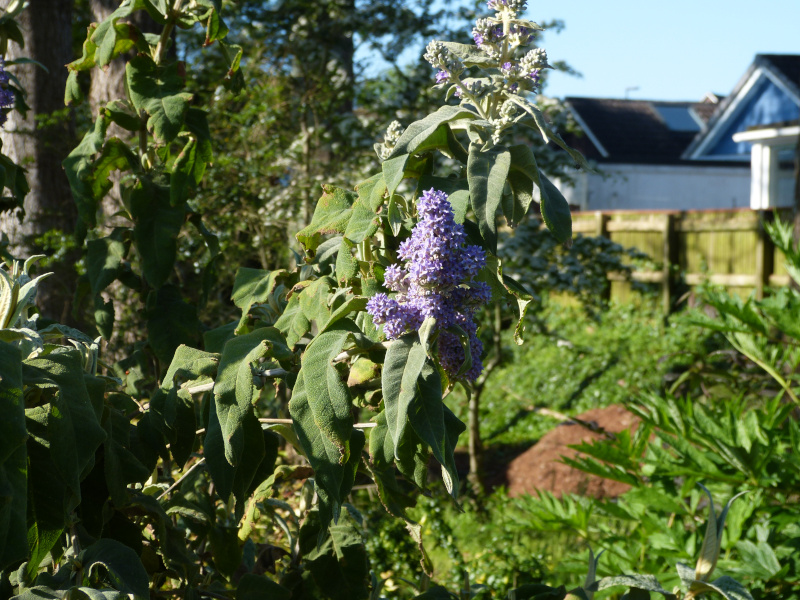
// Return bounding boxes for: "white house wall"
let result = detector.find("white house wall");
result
[557,164,751,211]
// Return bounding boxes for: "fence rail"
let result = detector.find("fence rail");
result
[571,208,792,313]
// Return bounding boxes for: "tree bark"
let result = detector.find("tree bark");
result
[90,0,161,225]
[0,0,76,323]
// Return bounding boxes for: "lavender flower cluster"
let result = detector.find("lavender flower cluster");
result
[0,58,13,127]
[367,189,491,382]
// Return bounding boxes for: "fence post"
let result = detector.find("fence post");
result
[662,214,675,314]
[594,211,611,302]
[755,210,774,299]
[594,211,608,238]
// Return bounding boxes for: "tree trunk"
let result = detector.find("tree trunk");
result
[90,0,160,226]
[0,0,76,323]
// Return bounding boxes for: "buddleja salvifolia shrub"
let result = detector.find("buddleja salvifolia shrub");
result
[366,188,490,381]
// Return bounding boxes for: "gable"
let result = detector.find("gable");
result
[704,76,799,158]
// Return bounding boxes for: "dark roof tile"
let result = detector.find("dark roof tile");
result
[564,97,718,165]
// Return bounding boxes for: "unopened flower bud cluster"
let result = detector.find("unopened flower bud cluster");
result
[487,0,527,12]
[423,1,551,145]
[423,41,464,87]
[377,120,404,161]
[366,189,491,382]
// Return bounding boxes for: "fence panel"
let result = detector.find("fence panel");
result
[570,208,792,312]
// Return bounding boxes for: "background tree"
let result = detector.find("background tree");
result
[0,0,76,322]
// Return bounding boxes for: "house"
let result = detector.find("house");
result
[558,54,800,212]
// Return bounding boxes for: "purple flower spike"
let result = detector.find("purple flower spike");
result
[366,189,491,382]
[435,70,449,84]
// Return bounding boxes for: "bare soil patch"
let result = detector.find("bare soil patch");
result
[504,404,639,499]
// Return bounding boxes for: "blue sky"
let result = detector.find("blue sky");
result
[533,0,800,101]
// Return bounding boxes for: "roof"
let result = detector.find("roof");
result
[563,97,728,166]
[760,54,800,97]
[682,54,800,159]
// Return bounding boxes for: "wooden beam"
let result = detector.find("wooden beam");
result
[675,220,759,232]
[606,220,665,232]
[684,273,759,287]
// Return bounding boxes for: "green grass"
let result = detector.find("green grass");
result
[456,302,718,447]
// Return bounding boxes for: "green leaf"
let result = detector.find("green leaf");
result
[366,412,417,519]
[94,296,115,340]
[161,345,219,392]
[343,196,380,244]
[382,153,409,199]
[94,21,146,68]
[209,524,243,577]
[381,334,428,453]
[411,585,457,599]
[80,538,150,599]
[213,328,276,466]
[204,321,237,354]
[416,174,469,224]
[231,268,286,334]
[508,95,593,172]
[105,99,141,131]
[467,143,511,253]
[289,372,350,524]
[10,587,61,600]
[506,144,539,225]
[145,285,201,366]
[203,7,230,44]
[298,323,358,457]
[24,350,107,502]
[407,363,463,497]
[689,577,754,600]
[441,42,500,67]
[335,238,358,284]
[274,293,311,349]
[86,233,126,295]
[63,113,110,232]
[595,575,672,596]
[734,541,781,579]
[0,342,26,570]
[300,511,370,600]
[130,178,185,288]
[319,296,369,335]
[219,40,245,94]
[539,172,573,245]
[237,574,291,600]
[296,186,358,254]
[299,277,334,326]
[25,438,68,579]
[382,105,477,196]
[103,409,152,506]
[126,54,193,143]
[387,105,478,160]
[65,71,83,105]
[354,172,387,211]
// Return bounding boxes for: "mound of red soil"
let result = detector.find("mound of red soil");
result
[505,404,639,499]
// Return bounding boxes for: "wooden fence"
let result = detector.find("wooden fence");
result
[571,208,792,313]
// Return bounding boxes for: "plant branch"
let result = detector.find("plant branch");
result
[157,457,206,500]
[154,0,185,65]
